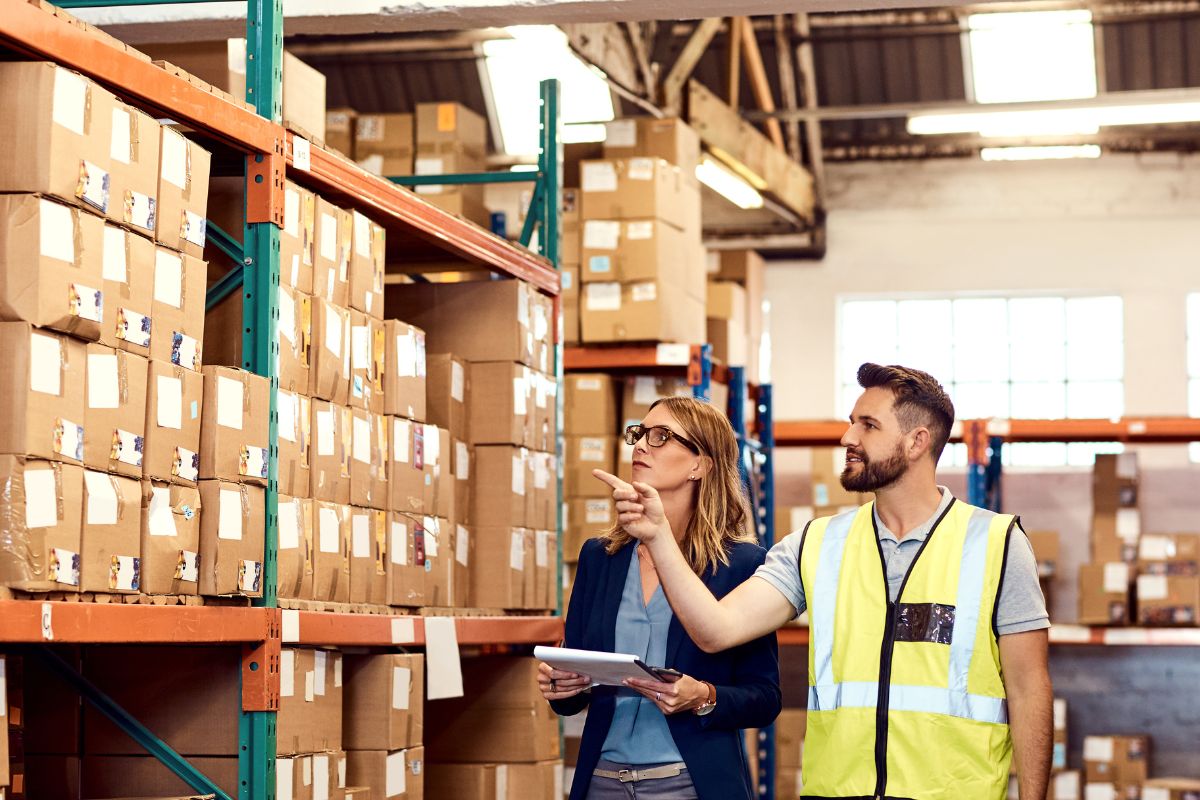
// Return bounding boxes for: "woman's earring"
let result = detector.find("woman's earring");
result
[689,474,697,481]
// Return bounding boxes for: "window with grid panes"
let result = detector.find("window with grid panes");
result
[838,296,1125,467]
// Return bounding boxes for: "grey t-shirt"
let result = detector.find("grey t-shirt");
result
[754,487,1050,636]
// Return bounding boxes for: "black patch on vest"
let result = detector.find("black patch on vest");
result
[894,601,956,644]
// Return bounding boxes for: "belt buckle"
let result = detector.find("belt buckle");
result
[617,769,636,783]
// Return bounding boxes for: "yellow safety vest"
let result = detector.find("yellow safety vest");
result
[798,498,1016,800]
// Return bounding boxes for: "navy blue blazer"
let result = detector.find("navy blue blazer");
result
[551,538,782,800]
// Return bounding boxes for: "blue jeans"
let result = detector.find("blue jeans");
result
[587,760,699,799]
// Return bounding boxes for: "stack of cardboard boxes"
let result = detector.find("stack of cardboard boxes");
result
[426,657,563,800]
[1009,698,1075,798]
[387,279,558,612]
[707,249,767,384]
[342,653,426,800]
[1084,735,1151,800]
[561,374,618,565]
[0,62,215,602]
[576,118,706,345]
[276,646,348,800]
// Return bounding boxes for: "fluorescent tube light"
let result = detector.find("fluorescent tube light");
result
[909,102,1200,137]
[980,145,1101,161]
[695,157,764,210]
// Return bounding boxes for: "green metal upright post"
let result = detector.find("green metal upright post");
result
[241,1,283,798]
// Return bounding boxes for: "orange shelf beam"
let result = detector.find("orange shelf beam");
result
[563,345,732,385]
[292,611,563,647]
[775,417,1200,447]
[0,601,275,643]
[0,2,278,155]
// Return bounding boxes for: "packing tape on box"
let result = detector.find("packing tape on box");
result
[375,512,388,575]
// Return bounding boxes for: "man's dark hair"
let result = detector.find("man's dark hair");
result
[857,363,955,461]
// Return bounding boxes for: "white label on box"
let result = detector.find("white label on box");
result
[628,157,655,180]
[154,250,183,308]
[239,560,261,593]
[25,468,58,529]
[57,418,82,462]
[284,188,300,237]
[391,521,408,565]
[109,108,131,163]
[51,547,80,586]
[156,376,182,429]
[357,153,384,176]
[391,617,416,644]
[580,438,606,463]
[52,68,87,136]
[177,550,199,583]
[1084,736,1114,762]
[517,281,531,326]
[353,212,372,258]
[632,376,658,405]
[127,192,155,233]
[353,417,371,463]
[1139,534,1171,560]
[292,137,311,172]
[535,454,549,489]
[87,353,120,410]
[281,609,300,643]
[175,447,199,482]
[279,290,296,346]
[1053,771,1079,800]
[393,666,412,710]
[414,157,446,195]
[40,199,76,264]
[277,761,294,800]
[626,220,655,240]
[605,118,637,147]
[456,525,469,566]
[536,530,549,567]
[303,671,315,703]
[219,488,244,540]
[1103,562,1129,593]
[393,419,410,463]
[29,333,62,396]
[352,513,370,558]
[425,616,464,699]
[323,303,342,356]
[513,454,526,496]
[424,424,441,466]
[1138,574,1169,601]
[217,376,245,430]
[302,753,313,784]
[510,530,525,570]
[319,507,340,553]
[455,441,470,480]
[1053,698,1066,730]
[316,408,335,456]
[277,391,297,443]
[535,376,548,409]
[583,220,620,250]
[84,470,119,526]
[352,325,370,370]
[513,377,528,416]
[334,655,342,688]
[314,650,327,696]
[631,282,657,302]
[450,360,465,402]
[113,429,143,467]
[496,765,509,800]
[319,213,337,262]
[586,282,622,314]
[278,500,300,550]
[582,161,618,193]
[279,650,295,697]
[148,487,177,537]
[312,758,330,800]
[182,211,207,247]
[1116,452,1138,479]
[562,269,574,291]
[1115,508,1140,541]
[586,500,612,524]
[1142,789,1171,800]
[161,128,189,189]
[342,318,352,378]
[103,226,128,283]
[386,751,407,797]
[424,517,439,557]
[1084,785,1116,800]
[396,332,418,377]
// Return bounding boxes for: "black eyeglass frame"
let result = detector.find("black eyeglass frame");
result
[624,424,702,455]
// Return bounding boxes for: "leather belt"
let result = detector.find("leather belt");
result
[593,763,687,783]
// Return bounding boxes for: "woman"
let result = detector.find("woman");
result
[539,396,781,800]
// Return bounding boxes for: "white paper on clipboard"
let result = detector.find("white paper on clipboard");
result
[533,645,673,687]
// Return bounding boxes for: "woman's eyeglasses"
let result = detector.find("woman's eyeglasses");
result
[624,424,701,455]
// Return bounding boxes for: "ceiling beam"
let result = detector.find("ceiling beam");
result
[794,13,826,204]
[737,15,786,150]
[773,15,802,162]
[622,22,656,101]
[562,22,646,97]
[726,17,743,109]
[661,17,724,113]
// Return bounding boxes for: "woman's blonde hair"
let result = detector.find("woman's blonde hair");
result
[600,395,756,575]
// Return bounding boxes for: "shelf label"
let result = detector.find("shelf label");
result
[390,617,416,644]
[655,343,690,366]
[281,609,300,643]
[293,137,311,172]
[41,602,54,641]
[1048,624,1091,643]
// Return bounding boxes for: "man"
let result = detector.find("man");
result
[596,363,1052,800]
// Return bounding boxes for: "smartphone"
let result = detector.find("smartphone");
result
[635,660,683,682]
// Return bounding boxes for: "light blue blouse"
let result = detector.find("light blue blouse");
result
[599,546,684,765]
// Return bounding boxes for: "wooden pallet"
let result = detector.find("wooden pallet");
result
[278,598,401,616]
[9,591,204,606]
[419,607,556,617]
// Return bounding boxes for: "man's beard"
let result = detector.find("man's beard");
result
[840,440,908,493]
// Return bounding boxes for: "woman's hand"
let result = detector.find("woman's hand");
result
[593,470,670,545]
[624,673,710,715]
[538,661,591,701]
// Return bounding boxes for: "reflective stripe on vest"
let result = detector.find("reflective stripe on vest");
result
[808,682,1008,725]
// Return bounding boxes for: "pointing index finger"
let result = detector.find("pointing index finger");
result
[592,469,632,492]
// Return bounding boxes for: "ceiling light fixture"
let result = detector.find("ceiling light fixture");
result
[695,156,764,210]
[908,100,1200,137]
[980,145,1101,162]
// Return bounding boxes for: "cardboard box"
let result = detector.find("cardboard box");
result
[811,449,864,509]
[140,479,202,595]
[414,148,487,192]
[426,761,564,800]
[348,312,383,412]
[580,281,706,344]
[0,324,86,465]
[1144,778,1200,800]
[1137,573,1200,626]
[1027,530,1061,578]
[562,187,581,266]
[313,501,350,603]
[80,755,237,799]
[1077,562,1132,625]
[532,529,555,610]
[603,117,701,170]
[344,653,424,750]
[351,409,389,510]
[563,497,612,560]
[426,353,467,438]
[426,657,560,762]
[99,224,156,354]
[1083,735,1150,785]
[1137,533,1200,567]
[354,113,414,176]
[430,426,454,521]
[278,495,314,601]
[385,279,535,366]
[1054,698,1069,773]
[277,389,311,499]
[531,371,557,452]
[563,436,615,498]
[281,180,316,294]
[0,194,105,340]
[390,417,426,516]
[1093,453,1138,511]
[389,511,427,607]
[468,362,531,446]
[310,400,351,504]
[311,299,352,404]
[451,438,472,527]
[1093,509,1141,563]
[326,107,357,156]
[0,63,118,215]
[275,754,314,799]
[710,250,765,383]
[199,367,269,486]
[281,285,314,394]
[347,746,425,800]
[378,320,424,424]
[80,470,142,593]
[580,158,687,230]
[565,374,617,436]
[563,267,580,345]
[156,126,211,258]
[198,480,264,597]
[314,198,353,306]
[530,451,556,530]
[775,709,807,768]
[150,247,205,371]
[350,210,386,318]
[143,359,203,484]
[620,375,692,427]
[473,446,528,528]
[349,506,377,603]
[580,218,690,286]
[423,515,464,607]
[416,102,488,157]
[0,457,83,591]
[470,526,528,610]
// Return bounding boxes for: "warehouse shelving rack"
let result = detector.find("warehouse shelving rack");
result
[4,2,566,798]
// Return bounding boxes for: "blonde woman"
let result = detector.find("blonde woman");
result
[538,396,781,800]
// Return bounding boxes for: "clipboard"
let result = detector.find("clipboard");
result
[534,645,682,687]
